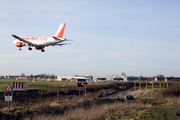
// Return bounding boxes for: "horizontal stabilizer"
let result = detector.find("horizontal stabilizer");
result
[53,43,71,46]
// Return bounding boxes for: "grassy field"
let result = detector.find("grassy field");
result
[0,79,110,92]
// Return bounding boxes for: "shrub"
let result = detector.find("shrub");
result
[162,86,180,97]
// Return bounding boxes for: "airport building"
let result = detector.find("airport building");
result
[127,76,139,81]
[71,77,90,82]
[93,76,113,82]
[93,75,138,82]
[113,75,127,82]
[57,76,72,81]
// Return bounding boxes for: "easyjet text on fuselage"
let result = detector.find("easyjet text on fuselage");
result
[22,37,48,41]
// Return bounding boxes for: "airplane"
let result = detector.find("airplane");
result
[12,23,71,52]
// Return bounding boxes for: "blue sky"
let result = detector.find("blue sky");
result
[1,0,180,77]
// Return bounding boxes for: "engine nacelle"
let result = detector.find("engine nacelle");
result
[16,42,22,47]
[35,47,41,50]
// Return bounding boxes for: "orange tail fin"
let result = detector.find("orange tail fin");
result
[54,23,66,38]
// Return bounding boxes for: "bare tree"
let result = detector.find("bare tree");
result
[139,76,143,81]
[121,72,126,76]
[39,74,46,79]
[87,75,93,80]
[50,74,56,79]
[20,73,25,76]
[46,74,50,79]
[155,74,165,81]
[30,74,33,79]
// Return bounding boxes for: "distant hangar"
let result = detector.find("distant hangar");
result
[57,75,139,82]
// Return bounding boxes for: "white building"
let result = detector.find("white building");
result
[93,76,113,82]
[71,77,90,82]
[57,76,72,81]
[93,75,128,82]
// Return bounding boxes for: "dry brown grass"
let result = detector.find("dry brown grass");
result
[0,95,68,111]
[24,100,150,120]
[117,89,152,99]
[162,85,180,97]
[164,97,180,106]
[5,84,180,120]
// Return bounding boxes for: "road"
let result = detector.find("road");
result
[103,87,136,98]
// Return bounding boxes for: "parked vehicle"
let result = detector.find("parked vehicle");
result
[123,95,134,100]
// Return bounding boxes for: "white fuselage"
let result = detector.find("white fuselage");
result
[13,37,64,47]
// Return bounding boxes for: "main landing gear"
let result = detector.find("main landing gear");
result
[41,49,45,52]
[18,47,45,52]
[28,47,32,51]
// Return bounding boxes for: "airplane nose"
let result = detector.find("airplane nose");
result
[13,40,17,45]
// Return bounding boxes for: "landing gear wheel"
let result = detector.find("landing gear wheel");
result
[19,48,21,51]
[41,49,45,52]
[28,47,32,51]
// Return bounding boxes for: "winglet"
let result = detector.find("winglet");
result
[53,23,66,38]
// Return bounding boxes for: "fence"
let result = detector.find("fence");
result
[133,81,180,92]
[0,89,47,100]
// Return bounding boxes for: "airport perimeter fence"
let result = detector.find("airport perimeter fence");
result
[133,81,180,92]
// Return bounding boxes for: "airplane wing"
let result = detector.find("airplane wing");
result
[12,34,37,46]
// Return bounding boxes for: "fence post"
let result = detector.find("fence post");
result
[139,80,141,90]
[152,81,154,92]
[134,80,136,91]
[85,86,86,96]
[159,81,161,92]
[163,81,165,91]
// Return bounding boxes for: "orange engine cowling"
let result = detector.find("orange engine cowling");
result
[16,42,22,47]
[35,47,41,50]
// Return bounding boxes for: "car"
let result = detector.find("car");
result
[123,95,134,100]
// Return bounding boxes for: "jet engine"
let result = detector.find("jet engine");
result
[16,42,22,47]
[35,47,41,50]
